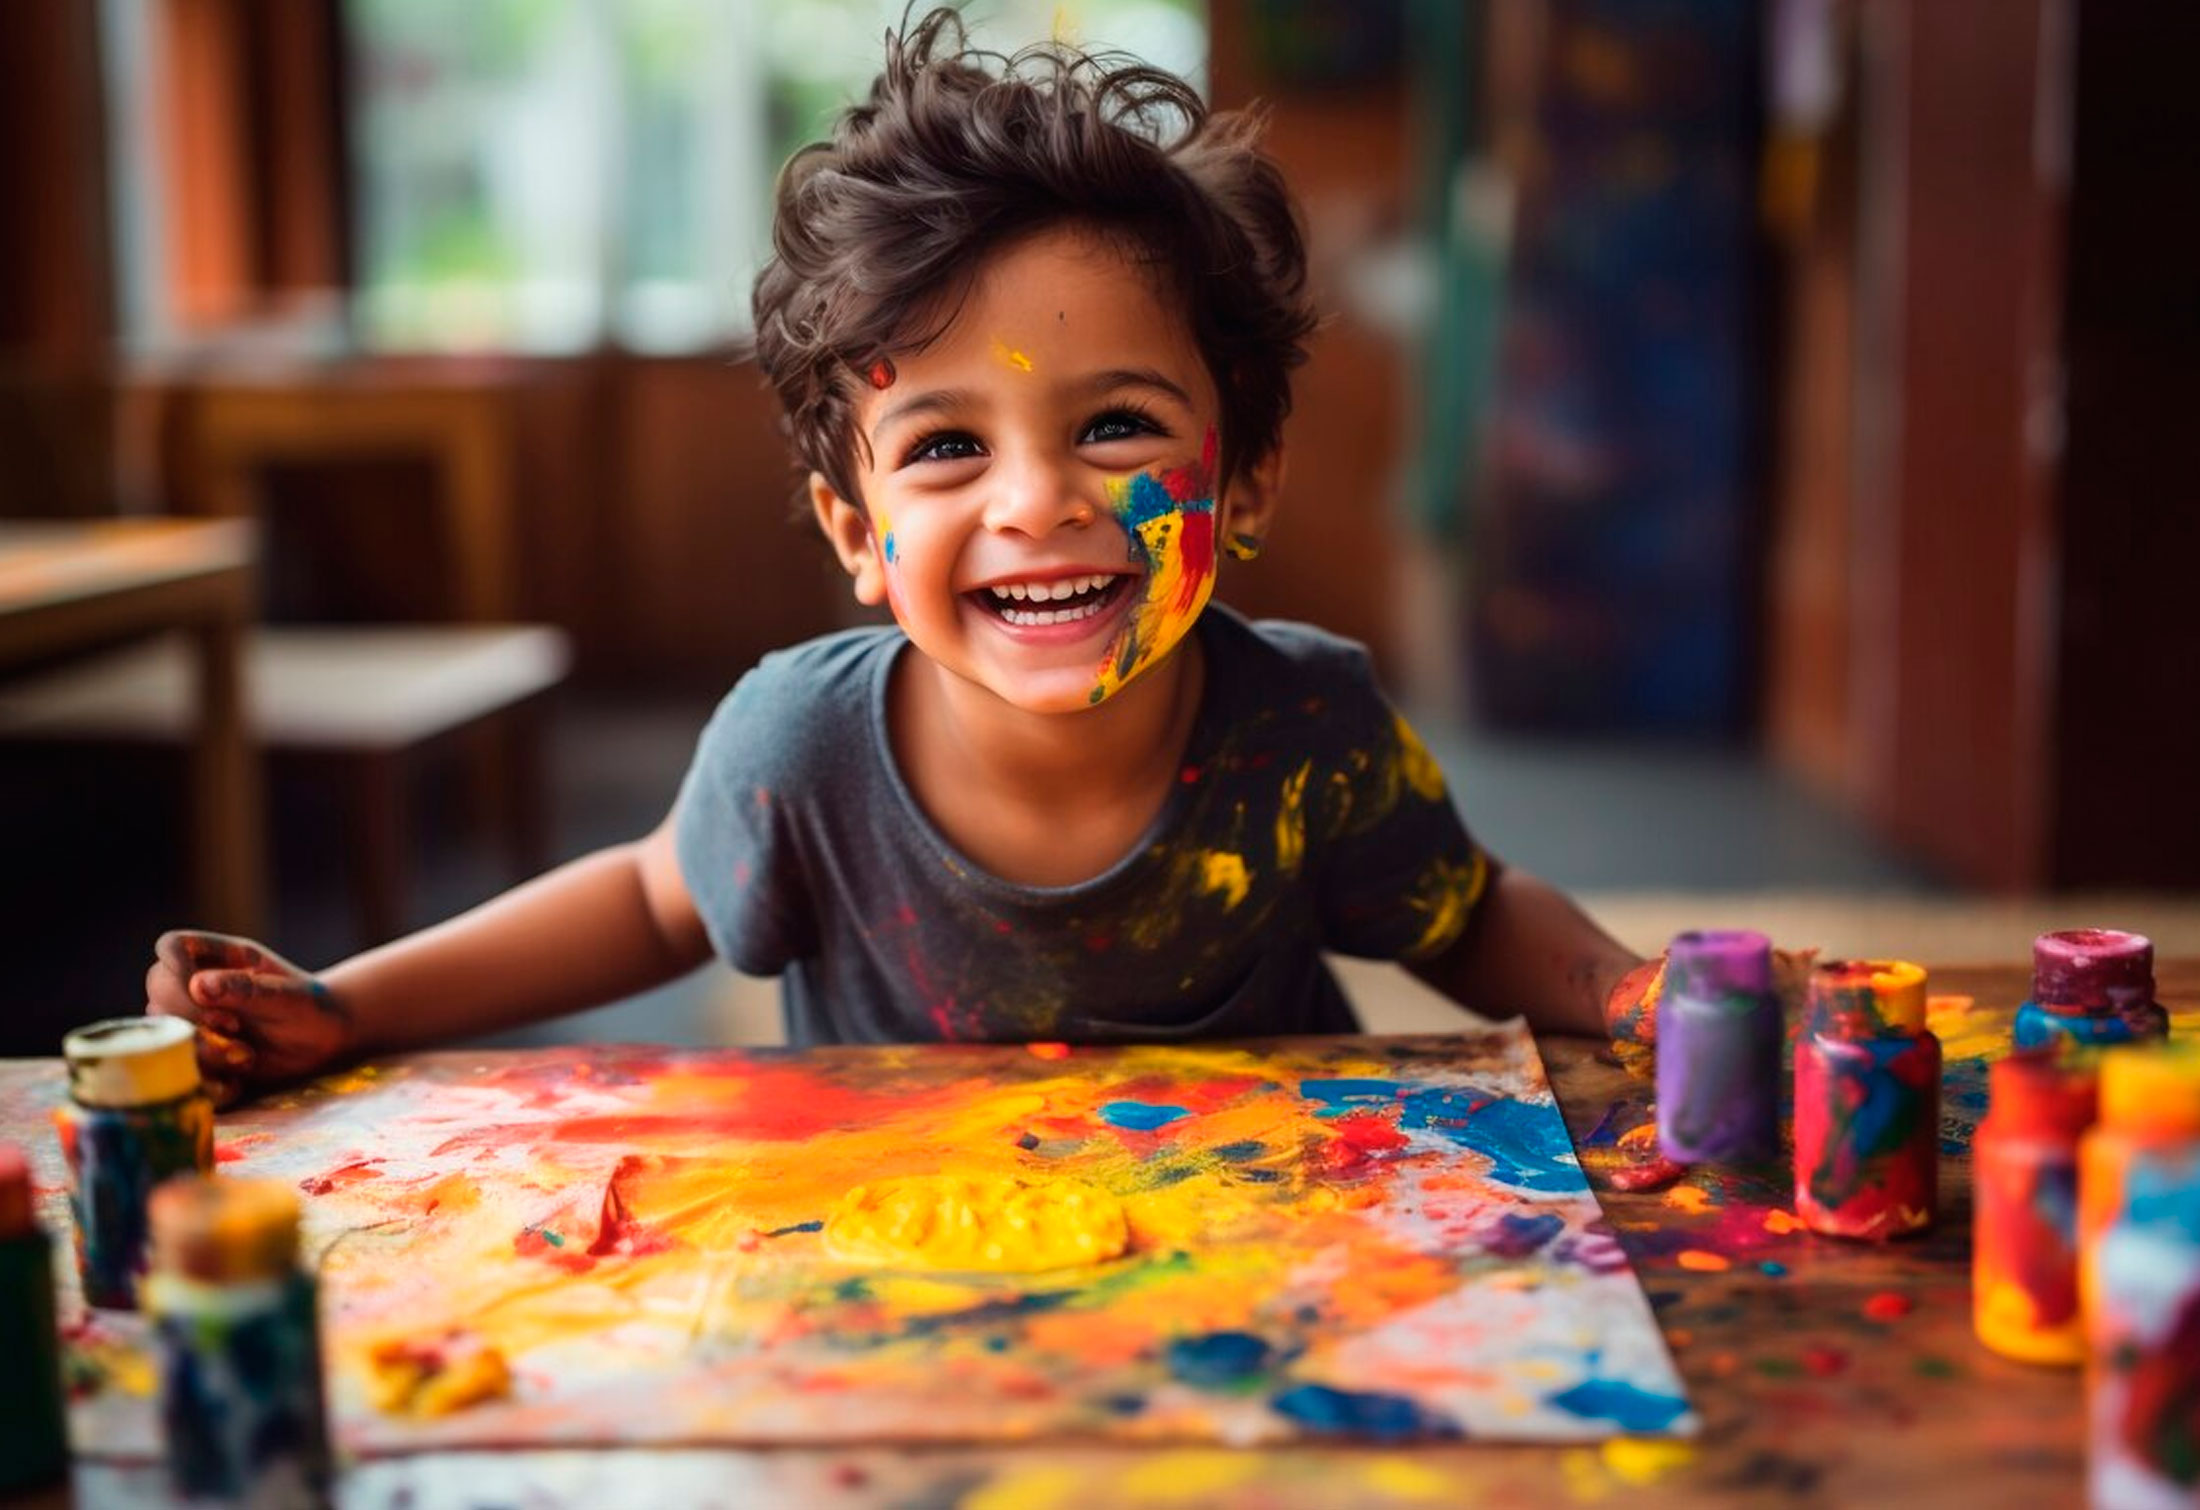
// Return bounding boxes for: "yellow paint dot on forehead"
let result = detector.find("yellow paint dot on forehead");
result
[990,338,1034,373]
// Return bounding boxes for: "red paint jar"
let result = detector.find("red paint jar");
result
[1793,960,1940,1241]
[1972,1049,2097,1364]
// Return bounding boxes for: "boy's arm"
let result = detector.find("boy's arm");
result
[325,816,711,1054]
[1405,860,1641,1037]
[148,817,713,1101]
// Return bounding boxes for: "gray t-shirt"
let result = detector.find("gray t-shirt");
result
[673,606,1488,1046]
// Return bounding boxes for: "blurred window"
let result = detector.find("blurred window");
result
[347,0,1208,355]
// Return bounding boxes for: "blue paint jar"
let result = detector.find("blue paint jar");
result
[55,1017,215,1309]
[146,1175,328,1508]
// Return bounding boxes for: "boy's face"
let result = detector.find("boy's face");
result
[813,226,1277,717]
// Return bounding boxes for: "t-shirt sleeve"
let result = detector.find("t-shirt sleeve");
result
[672,663,817,976]
[1313,678,1490,963]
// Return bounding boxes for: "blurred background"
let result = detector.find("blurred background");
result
[1,0,2194,1055]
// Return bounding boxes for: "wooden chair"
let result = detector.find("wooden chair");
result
[0,374,571,947]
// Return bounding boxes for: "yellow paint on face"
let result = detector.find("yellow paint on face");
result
[1090,511,1216,704]
[1198,850,1251,909]
[825,1175,1129,1272]
[990,338,1034,372]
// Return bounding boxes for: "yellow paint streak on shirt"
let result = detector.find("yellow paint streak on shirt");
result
[1199,850,1251,910]
[1274,760,1311,874]
[825,1175,1128,1272]
[1393,713,1447,802]
[1404,848,1490,958]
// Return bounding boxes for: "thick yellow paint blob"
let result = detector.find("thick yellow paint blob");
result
[825,1175,1129,1272]
[367,1336,512,1417]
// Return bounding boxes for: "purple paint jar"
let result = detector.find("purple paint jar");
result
[1656,930,1781,1166]
[2013,930,2168,1050]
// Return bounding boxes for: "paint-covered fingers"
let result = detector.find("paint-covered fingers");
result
[1604,952,1667,1079]
[155,928,276,981]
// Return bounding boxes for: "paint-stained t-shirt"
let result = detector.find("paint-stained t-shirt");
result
[673,606,1489,1046]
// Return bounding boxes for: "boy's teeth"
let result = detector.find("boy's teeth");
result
[988,574,1108,603]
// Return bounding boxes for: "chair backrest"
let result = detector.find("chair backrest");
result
[177,376,518,622]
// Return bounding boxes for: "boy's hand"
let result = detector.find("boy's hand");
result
[1603,952,1666,1078]
[145,931,354,1108]
[1602,942,1822,1079]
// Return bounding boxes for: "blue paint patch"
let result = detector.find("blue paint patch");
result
[1166,1331,1272,1389]
[764,1220,823,1237]
[1110,470,1215,529]
[1300,1079,1580,1193]
[1484,1211,1566,1258]
[1214,1140,1267,1161]
[1237,1168,1285,1183]
[1760,1260,1789,1277]
[882,533,897,564]
[1270,1384,1460,1440]
[1545,1378,1690,1433]
[1100,1101,1191,1131]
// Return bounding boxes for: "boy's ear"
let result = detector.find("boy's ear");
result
[1221,445,1285,551]
[810,472,889,607]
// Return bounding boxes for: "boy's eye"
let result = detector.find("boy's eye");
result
[905,430,985,466]
[1079,408,1165,446]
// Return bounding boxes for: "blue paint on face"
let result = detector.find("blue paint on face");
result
[1544,1377,1690,1433]
[1100,1101,1190,1131]
[1269,1383,1461,1440]
[1166,1331,1272,1389]
[1297,1079,1582,1193]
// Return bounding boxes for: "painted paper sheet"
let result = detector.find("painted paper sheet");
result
[124,1028,1695,1452]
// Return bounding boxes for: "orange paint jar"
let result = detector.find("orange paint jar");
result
[1971,1049,2097,1365]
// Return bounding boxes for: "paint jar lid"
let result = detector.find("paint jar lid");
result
[2099,1042,2200,1137]
[1666,929,1773,1002]
[0,1142,32,1239]
[1808,959,1927,1035]
[149,1176,300,1284]
[62,1016,201,1108]
[1985,1049,2099,1140]
[2031,929,2153,1011]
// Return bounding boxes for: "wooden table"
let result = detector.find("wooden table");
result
[7,960,2189,1509]
[0,519,263,934]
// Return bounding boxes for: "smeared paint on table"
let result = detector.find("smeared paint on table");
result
[2,1026,1688,1464]
[9,961,2194,1507]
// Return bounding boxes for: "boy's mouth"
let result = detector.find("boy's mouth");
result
[970,573,1133,628]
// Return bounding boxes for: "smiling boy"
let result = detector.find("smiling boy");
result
[146,10,1644,1099]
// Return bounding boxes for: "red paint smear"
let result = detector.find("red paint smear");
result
[298,1159,384,1196]
[1310,1110,1410,1181]
[1863,1291,1914,1321]
[1607,1156,1688,1192]
[1803,1346,1849,1377]
[1026,1042,1071,1060]
[1173,508,1215,615]
[589,1155,674,1257]
[1158,427,1219,504]
[514,1227,595,1273]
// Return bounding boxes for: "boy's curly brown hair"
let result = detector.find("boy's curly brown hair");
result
[751,6,1316,507]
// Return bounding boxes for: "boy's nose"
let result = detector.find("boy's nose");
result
[982,458,1100,538]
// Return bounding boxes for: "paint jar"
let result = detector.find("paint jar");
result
[0,1142,69,1492]
[55,1016,216,1309]
[2079,1043,2200,1510]
[1793,960,1941,1241]
[146,1175,329,1508]
[1971,1049,2097,1365]
[2013,929,2168,1051]
[1655,929,1781,1166]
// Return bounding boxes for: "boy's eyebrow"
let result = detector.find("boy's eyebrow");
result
[870,388,976,440]
[1080,368,1195,405]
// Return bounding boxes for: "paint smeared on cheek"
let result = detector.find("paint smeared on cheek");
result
[1090,427,1219,705]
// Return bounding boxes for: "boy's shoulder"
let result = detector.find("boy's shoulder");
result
[1205,605,1381,690]
[695,624,901,778]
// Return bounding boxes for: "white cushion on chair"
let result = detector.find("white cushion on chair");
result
[0,626,571,751]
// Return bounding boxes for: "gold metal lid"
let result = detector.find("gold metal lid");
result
[62,1016,201,1108]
